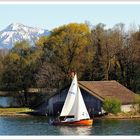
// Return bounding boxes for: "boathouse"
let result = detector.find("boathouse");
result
[36,81,137,116]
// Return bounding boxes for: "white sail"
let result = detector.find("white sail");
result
[60,74,90,121]
[60,74,78,117]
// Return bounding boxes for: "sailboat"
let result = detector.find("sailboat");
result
[52,74,93,126]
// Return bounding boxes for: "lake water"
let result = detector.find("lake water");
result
[0,97,18,107]
[0,116,140,135]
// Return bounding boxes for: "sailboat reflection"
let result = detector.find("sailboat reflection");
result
[58,125,92,135]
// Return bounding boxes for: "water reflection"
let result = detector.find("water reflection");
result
[0,116,140,135]
[58,125,92,135]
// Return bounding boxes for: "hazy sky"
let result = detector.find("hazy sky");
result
[0,4,140,30]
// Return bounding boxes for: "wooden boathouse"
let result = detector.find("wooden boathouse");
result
[36,81,137,116]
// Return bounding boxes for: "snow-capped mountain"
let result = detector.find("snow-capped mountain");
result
[0,23,50,49]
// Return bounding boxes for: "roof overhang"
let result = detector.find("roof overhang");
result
[78,82,104,101]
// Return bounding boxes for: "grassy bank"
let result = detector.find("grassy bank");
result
[0,108,33,116]
[95,112,140,120]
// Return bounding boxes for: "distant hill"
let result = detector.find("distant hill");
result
[0,23,50,49]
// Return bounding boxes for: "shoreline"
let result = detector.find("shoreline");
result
[1,113,140,120]
[94,114,140,120]
[1,108,140,120]
[0,113,32,117]
[0,108,34,117]
[94,116,140,120]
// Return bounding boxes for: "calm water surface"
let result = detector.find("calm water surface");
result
[0,116,140,135]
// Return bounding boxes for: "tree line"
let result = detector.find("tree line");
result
[0,22,140,106]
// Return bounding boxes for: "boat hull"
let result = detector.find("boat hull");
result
[52,119,93,126]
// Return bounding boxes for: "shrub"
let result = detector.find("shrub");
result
[103,98,121,114]
[134,95,140,113]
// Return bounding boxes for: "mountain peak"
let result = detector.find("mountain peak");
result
[10,22,23,27]
[6,23,25,31]
[0,23,50,49]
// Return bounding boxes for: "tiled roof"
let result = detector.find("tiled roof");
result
[79,81,136,104]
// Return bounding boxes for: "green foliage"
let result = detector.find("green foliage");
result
[35,36,48,48]
[103,98,121,114]
[1,40,42,106]
[134,95,140,112]
[83,23,106,81]
[0,22,140,108]
[43,23,91,77]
